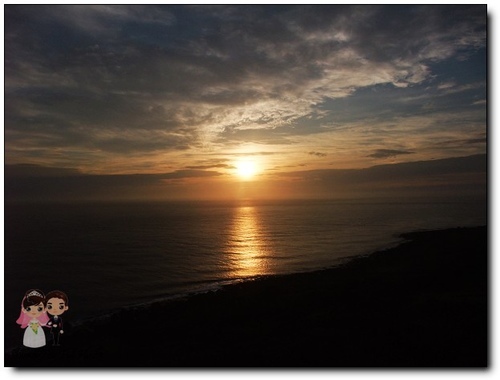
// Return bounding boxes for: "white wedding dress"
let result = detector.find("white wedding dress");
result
[23,318,46,348]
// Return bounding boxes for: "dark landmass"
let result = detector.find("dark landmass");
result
[5,226,487,367]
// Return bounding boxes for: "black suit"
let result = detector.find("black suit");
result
[47,315,64,345]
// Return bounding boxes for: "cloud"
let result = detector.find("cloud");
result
[472,99,486,106]
[185,163,232,170]
[438,82,457,90]
[281,154,486,182]
[276,154,487,199]
[25,5,176,38]
[308,151,327,157]
[5,154,486,202]
[4,163,225,201]
[160,170,223,180]
[4,164,82,178]
[368,149,415,159]
[4,5,487,172]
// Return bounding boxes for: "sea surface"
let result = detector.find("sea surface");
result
[4,198,486,350]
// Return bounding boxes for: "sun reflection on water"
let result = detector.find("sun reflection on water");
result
[225,205,270,278]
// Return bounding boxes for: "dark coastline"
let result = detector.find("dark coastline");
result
[5,226,487,368]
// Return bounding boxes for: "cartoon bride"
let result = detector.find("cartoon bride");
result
[16,289,49,348]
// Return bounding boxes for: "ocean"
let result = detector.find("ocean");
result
[4,198,486,350]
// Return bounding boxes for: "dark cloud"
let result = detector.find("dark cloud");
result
[280,154,486,181]
[276,154,487,199]
[429,135,486,151]
[5,154,486,202]
[465,138,487,144]
[160,170,223,180]
[185,164,232,170]
[4,164,82,178]
[308,152,327,157]
[368,149,415,159]
[5,164,224,201]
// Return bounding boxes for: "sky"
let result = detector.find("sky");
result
[3,4,487,201]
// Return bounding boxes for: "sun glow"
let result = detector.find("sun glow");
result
[235,159,257,180]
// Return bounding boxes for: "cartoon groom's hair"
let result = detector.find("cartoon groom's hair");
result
[45,290,69,306]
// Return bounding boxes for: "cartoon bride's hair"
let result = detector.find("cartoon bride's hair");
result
[15,289,49,328]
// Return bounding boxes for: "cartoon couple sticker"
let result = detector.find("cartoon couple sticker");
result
[16,289,69,348]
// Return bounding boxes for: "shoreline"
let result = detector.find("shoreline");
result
[5,226,487,367]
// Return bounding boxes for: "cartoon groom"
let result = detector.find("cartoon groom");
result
[45,290,69,346]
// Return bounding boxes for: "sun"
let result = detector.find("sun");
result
[235,159,257,180]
